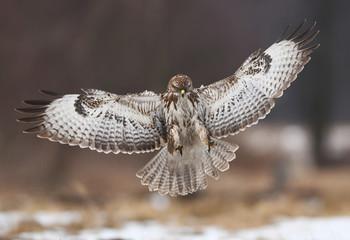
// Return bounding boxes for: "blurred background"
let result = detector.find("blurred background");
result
[0,0,349,237]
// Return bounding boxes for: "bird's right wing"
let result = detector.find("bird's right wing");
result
[16,89,167,154]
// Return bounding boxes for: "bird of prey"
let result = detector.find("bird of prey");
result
[16,20,319,197]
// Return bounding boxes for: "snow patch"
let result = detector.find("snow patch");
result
[32,211,82,227]
[234,216,350,240]
[0,211,81,235]
[17,221,233,240]
[1,211,350,240]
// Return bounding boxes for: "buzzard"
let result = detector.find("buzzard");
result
[16,20,319,196]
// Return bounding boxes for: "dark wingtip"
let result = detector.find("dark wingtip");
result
[23,125,45,134]
[277,19,319,51]
[305,43,321,52]
[298,29,320,48]
[39,90,63,97]
[23,99,52,106]
[17,115,45,123]
[15,107,47,114]
[291,21,317,42]
[285,19,307,40]
[276,24,291,43]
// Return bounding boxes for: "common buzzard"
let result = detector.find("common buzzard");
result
[17,20,319,196]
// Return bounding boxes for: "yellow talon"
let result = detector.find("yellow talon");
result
[176,145,183,156]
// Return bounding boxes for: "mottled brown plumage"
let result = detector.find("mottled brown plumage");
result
[16,20,319,196]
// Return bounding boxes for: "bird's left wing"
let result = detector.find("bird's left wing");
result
[16,89,166,154]
[198,20,319,138]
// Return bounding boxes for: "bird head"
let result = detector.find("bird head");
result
[167,74,193,98]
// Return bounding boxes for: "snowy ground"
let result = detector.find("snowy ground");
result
[1,211,349,240]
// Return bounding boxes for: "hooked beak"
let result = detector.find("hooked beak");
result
[181,89,185,98]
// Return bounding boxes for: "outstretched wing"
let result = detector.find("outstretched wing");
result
[16,89,166,154]
[198,20,319,138]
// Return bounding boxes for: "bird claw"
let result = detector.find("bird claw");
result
[206,140,216,153]
[175,145,183,156]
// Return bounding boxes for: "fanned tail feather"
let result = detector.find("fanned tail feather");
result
[136,139,239,197]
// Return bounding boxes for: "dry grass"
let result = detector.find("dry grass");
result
[1,166,350,238]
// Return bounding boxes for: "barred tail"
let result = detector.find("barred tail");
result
[136,139,239,197]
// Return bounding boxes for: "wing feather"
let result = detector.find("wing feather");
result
[199,20,319,138]
[16,89,166,154]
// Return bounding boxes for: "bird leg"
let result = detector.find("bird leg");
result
[206,139,216,153]
[194,121,216,153]
[168,125,182,156]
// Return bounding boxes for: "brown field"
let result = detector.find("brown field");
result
[1,165,349,237]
